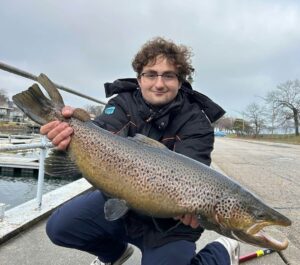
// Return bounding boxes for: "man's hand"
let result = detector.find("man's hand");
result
[174,214,200,229]
[40,106,74,150]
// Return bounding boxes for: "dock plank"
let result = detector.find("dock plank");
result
[0,156,39,169]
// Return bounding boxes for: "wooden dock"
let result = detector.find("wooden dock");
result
[0,155,39,176]
[0,137,38,145]
[0,156,39,169]
[0,135,52,176]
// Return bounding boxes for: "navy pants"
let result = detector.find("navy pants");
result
[46,190,230,265]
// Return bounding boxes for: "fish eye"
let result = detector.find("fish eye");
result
[256,213,266,220]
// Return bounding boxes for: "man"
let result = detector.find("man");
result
[43,37,240,265]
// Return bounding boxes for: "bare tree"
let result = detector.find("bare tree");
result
[213,116,234,132]
[264,101,281,134]
[0,89,9,105]
[243,102,266,137]
[84,104,104,117]
[233,118,251,136]
[266,80,300,136]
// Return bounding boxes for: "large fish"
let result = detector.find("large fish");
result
[13,74,291,251]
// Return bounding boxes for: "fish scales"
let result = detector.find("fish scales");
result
[68,119,250,219]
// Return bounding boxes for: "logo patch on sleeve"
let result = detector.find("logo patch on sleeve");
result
[104,106,116,115]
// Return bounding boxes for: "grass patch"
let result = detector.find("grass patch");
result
[229,134,300,145]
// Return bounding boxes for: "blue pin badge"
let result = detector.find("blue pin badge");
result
[104,106,116,115]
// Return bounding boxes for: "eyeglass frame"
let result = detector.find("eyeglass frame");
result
[139,71,179,82]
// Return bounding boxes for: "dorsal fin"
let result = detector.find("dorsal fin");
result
[72,108,91,122]
[131,134,167,149]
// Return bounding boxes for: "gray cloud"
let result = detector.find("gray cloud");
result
[0,0,299,116]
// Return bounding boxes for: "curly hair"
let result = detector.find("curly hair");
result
[132,37,194,81]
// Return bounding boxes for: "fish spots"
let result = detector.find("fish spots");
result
[214,197,240,219]
[70,120,247,221]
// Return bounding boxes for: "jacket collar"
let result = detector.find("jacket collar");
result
[134,90,183,130]
[104,78,225,123]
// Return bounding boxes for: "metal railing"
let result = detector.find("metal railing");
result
[0,60,107,213]
[0,137,53,208]
[0,61,106,106]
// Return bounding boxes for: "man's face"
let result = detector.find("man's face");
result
[138,56,181,106]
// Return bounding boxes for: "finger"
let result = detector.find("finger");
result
[182,214,192,226]
[190,216,200,229]
[52,126,74,146]
[56,136,72,151]
[40,121,60,135]
[47,122,70,140]
[174,215,184,220]
[62,106,75,118]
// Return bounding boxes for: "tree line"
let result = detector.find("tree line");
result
[216,79,300,136]
[0,89,9,105]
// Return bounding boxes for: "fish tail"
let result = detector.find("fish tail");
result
[12,74,65,125]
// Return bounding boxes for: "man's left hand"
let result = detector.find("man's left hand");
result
[174,214,200,229]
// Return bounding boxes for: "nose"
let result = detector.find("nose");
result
[154,76,165,88]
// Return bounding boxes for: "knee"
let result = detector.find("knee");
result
[142,241,195,265]
[163,248,193,265]
[46,210,67,246]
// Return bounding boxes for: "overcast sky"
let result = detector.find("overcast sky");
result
[1,0,299,117]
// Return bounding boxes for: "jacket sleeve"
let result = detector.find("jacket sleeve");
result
[174,110,214,166]
[93,96,130,134]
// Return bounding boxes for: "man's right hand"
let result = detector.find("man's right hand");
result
[40,106,74,150]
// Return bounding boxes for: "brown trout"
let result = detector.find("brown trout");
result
[13,74,291,251]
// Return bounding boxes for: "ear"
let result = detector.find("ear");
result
[137,76,142,87]
[179,81,182,89]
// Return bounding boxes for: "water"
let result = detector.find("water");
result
[0,175,73,210]
[0,147,78,210]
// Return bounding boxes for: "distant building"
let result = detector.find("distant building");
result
[0,101,26,122]
[0,106,12,121]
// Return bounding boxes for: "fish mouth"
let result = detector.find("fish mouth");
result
[251,230,289,251]
[247,217,291,235]
[234,221,290,251]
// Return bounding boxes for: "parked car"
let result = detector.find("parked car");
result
[214,131,226,137]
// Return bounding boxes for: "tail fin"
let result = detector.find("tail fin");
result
[37,73,65,108]
[12,74,65,125]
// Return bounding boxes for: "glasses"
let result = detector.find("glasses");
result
[140,72,179,82]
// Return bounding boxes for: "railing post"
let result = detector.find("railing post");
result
[36,136,47,209]
[0,203,7,221]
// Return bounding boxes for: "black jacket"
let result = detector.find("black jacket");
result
[94,78,225,247]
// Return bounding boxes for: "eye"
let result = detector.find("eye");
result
[256,213,266,220]
[143,72,157,79]
[148,74,156,78]
[163,73,177,80]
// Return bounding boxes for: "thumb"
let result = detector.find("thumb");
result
[62,106,75,118]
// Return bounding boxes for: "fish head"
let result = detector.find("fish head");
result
[212,194,292,251]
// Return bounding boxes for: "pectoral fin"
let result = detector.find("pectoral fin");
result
[104,198,129,221]
[45,149,81,177]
